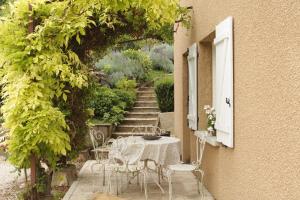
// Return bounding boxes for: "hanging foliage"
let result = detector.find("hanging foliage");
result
[0,0,189,168]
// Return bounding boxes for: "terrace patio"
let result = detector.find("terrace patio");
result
[63,160,214,200]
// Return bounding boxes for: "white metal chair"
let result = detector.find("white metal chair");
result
[131,126,167,199]
[166,135,206,200]
[108,137,147,197]
[89,129,116,192]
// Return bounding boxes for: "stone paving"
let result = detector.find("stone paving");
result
[0,157,27,200]
[63,160,214,200]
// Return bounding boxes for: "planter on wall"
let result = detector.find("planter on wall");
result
[51,164,77,188]
[86,123,113,148]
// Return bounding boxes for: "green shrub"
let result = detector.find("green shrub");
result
[103,106,125,125]
[114,78,136,110]
[86,83,136,125]
[113,89,136,110]
[96,49,151,85]
[145,43,174,73]
[151,56,173,72]
[155,77,174,112]
[153,43,174,61]
[115,78,137,91]
[86,86,122,125]
[123,49,152,72]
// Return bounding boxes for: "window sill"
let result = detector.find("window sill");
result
[194,130,220,147]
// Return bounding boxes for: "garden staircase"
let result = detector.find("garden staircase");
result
[113,87,159,137]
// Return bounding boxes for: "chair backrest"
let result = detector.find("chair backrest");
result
[196,136,206,166]
[89,129,105,148]
[109,137,128,163]
[121,143,145,165]
[89,129,105,160]
[109,136,144,165]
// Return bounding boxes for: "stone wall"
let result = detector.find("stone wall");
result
[158,112,176,137]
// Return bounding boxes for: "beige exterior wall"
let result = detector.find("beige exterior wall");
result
[174,0,300,199]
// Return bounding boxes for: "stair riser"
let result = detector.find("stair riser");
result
[137,95,156,99]
[137,92,155,96]
[125,113,158,118]
[116,126,157,132]
[132,108,160,112]
[137,97,156,101]
[121,120,157,126]
[138,88,155,92]
[113,132,146,137]
[135,102,157,107]
[116,126,144,132]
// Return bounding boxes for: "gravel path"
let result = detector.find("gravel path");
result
[0,156,26,200]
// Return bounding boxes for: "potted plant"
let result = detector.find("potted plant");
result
[204,105,216,136]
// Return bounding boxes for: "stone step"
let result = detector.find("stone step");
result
[116,125,154,132]
[137,95,156,99]
[125,112,159,118]
[135,101,157,107]
[137,96,156,101]
[138,87,155,91]
[121,118,157,126]
[131,107,160,112]
[137,91,155,96]
[113,132,152,137]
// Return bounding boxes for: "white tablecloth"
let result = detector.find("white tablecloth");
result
[112,136,181,166]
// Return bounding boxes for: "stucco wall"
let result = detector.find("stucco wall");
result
[174,0,300,199]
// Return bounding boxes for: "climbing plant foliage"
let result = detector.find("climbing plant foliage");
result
[0,0,188,168]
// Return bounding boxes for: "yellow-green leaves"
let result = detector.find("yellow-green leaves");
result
[0,0,187,168]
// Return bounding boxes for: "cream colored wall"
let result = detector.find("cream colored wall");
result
[174,0,300,199]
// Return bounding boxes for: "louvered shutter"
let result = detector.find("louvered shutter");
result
[213,17,234,148]
[187,43,198,130]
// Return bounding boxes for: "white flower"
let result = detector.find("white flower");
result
[204,105,210,110]
[208,115,213,120]
[207,126,214,131]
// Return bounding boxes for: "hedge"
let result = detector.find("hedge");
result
[155,77,174,112]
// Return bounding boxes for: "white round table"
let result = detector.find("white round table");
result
[124,136,181,166]
[111,136,181,193]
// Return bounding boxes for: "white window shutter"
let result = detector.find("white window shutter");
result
[187,43,198,131]
[213,17,234,148]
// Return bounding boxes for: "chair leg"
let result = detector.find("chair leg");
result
[108,173,111,194]
[126,171,129,189]
[199,181,204,200]
[103,165,106,186]
[197,179,200,194]
[158,165,161,184]
[116,172,119,196]
[150,171,165,193]
[107,170,112,194]
[198,170,205,200]
[140,172,144,192]
[168,172,173,200]
[198,180,205,200]
[90,163,96,192]
[143,171,148,200]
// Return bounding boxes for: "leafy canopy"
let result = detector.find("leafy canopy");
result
[0,0,188,168]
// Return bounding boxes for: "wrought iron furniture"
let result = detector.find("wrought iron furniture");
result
[166,135,206,200]
[89,129,116,192]
[108,137,146,197]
